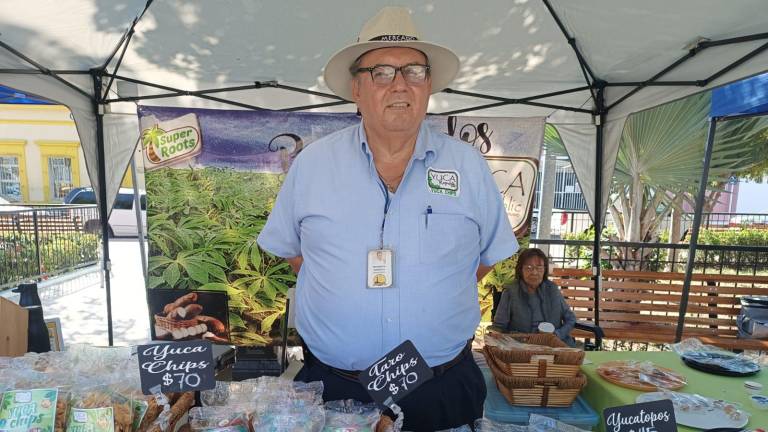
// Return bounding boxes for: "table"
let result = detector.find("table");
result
[582,351,767,431]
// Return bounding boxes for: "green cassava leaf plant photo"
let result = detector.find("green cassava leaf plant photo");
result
[146,167,288,346]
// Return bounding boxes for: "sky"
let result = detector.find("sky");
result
[737,177,768,213]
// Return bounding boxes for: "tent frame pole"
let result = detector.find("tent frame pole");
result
[0,69,90,75]
[699,32,768,48]
[674,110,764,341]
[607,81,705,87]
[100,0,154,71]
[608,49,703,110]
[102,74,267,109]
[0,41,93,100]
[543,0,605,326]
[104,75,347,104]
[281,101,352,112]
[703,41,768,86]
[441,87,593,113]
[105,78,275,103]
[541,0,596,102]
[102,27,137,100]
[91,69,115,346]
[608,36,768,111]
[675,116,718,342]
[443,86,591,103]
[592,83,606,326]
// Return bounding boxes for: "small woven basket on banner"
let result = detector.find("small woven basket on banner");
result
[487,356,587,407]
[483,333,585,379]
[154,314,198,332]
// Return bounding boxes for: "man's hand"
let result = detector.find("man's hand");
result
[477,264,493,281]
[287,256,303,274]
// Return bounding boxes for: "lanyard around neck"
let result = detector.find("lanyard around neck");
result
[379,180,390,249]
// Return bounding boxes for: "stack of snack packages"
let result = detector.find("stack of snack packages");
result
[0,345,194,432]
[196,378,393,432]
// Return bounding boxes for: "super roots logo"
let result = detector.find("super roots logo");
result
[141,113,202,170]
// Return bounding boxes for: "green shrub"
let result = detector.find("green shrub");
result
[561,226,672,270]
[695,228,768,270]
[0,232,99,286]
[562,228,613,269]
[478,236,529,322]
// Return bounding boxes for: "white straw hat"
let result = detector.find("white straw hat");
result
[323,6,460,101]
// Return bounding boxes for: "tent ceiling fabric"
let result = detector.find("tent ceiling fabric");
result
[1,0,767,220]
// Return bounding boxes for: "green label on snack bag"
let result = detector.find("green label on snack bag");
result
[130,401,148,432]
[0,388,59,432]
[66,408,114,432]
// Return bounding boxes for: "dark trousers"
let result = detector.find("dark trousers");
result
[295,349,486,431]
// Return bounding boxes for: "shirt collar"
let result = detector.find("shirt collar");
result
[357,120,438,163]
[358,121,372,161]
[413,122,437,162]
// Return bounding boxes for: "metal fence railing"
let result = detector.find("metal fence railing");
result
[0,204,100,289]
[680,212,768,233]
[530,238,768,275]
[531,210,768,239]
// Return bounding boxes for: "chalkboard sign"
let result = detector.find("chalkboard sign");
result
[603,399,676,432]
[359,340,433,408]
[137,340,215,395]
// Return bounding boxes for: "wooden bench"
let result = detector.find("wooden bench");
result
[551,268,768,351]
[0,213,84,234]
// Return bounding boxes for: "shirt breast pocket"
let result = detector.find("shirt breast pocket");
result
[419,213,480,265]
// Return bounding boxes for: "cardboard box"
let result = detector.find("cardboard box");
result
[0,296,28,356]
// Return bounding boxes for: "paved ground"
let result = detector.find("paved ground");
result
[3,238,151,347]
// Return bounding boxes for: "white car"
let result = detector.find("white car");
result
[66,187,147,237]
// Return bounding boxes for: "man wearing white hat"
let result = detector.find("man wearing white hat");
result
[258,6,518,430]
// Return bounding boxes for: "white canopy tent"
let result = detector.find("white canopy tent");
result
[1,0,767,343]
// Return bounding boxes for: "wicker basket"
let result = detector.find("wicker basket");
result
[484,333,585,378]
[487,356,587,407]
[154,314,198,331]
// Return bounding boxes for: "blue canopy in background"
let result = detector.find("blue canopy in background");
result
[0,84,52,104]
[711,72,768,118]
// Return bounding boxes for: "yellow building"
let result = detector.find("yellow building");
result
[0,104,89,203]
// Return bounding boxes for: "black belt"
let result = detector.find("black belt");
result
[303,340,473,383]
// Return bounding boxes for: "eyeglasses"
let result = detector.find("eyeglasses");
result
[354,63,431,86]
[523,265,545,273]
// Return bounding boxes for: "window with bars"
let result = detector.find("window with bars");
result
[48,156,73,200]
[0,155,22,201]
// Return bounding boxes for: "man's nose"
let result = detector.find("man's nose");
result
[390,69,409,89]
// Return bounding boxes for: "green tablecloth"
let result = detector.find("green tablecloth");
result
[582,351,766,431]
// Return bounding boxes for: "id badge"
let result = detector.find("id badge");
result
[367,249,393,288]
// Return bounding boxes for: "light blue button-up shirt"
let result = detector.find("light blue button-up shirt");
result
[258,121,518,370]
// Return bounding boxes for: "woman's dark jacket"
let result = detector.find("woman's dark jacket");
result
[492,279,577,346]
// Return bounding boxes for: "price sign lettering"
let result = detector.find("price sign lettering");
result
[137,340,215,395]
[603,399,676,432]
[359,340,433,408]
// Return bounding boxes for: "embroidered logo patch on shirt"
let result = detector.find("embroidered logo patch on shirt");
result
[426,167,460,197]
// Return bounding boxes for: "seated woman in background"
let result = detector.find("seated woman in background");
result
[491,248,577,346]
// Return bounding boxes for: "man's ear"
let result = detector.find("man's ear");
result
[351,77,361,103]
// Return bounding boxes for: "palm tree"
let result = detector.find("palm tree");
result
[141,124,165,163]
[542,93,768,270]
[608,92,768,268]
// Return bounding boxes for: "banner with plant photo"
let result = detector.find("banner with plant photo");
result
[138,105,544,346]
